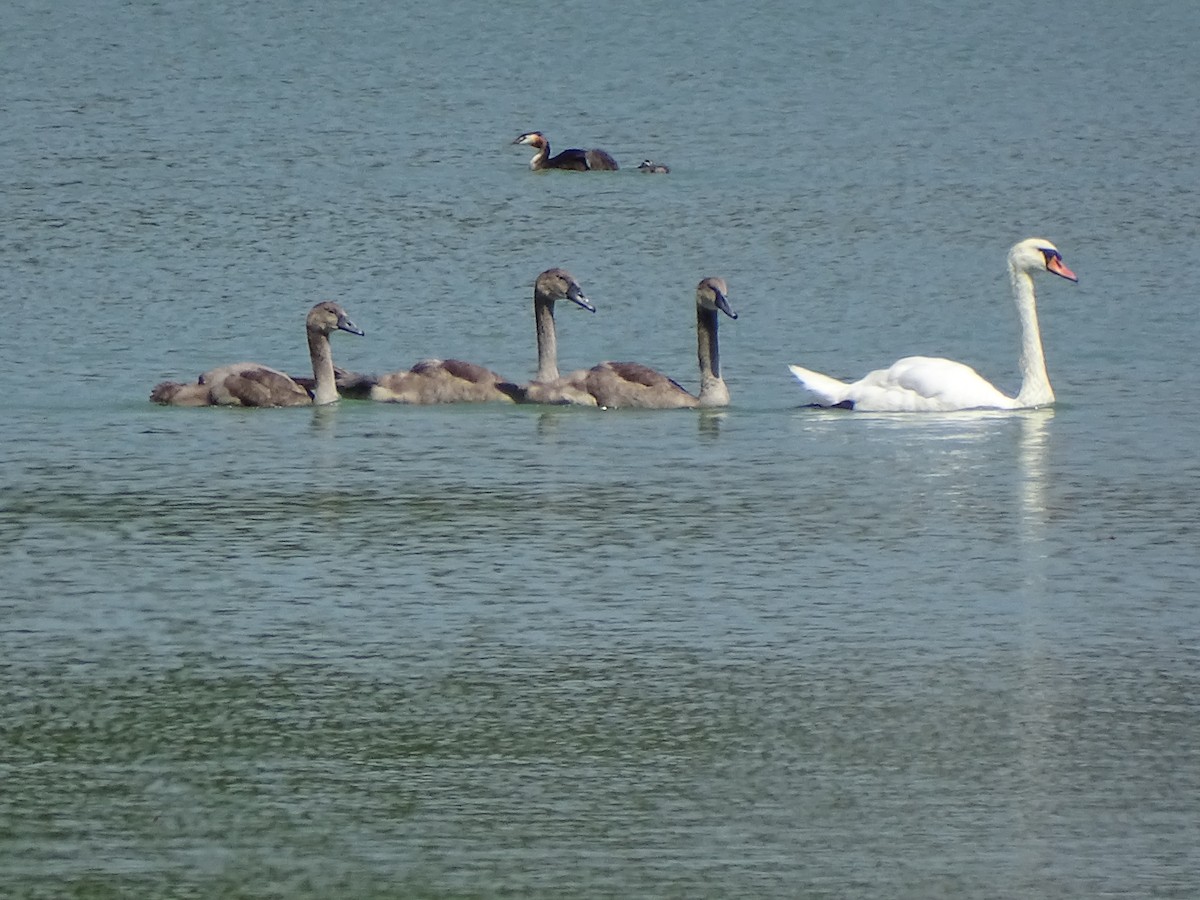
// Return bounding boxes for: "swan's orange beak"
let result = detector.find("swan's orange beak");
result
[1047,256,1078,282]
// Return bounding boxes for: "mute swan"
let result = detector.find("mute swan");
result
[515,268,598,405]
[787,238,1077,411]
[513,131,619,171]
[150,301,363,407]
[524,277,739,409]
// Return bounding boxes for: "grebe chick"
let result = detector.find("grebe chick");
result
[513,131,619,171]
[637,160,670,174]
[150,301,364,407]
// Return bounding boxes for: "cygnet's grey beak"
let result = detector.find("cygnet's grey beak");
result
[568,284,596,313]
[338,315,365,336]
[715,290,738,320]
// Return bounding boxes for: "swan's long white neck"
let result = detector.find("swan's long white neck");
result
[307,329,339,405]
[696,306,729,407]
[534,294,560,382]
[1011,264,1054,408]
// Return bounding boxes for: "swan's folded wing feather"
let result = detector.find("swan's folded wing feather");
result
[601,361,677,389]
[872,356,1013,410]
[437,358,508,385]
[585,362,696,408]
[220,367,310,407]
[790,358,1011,411]
[787,364,852,405]
[370,359,516,403]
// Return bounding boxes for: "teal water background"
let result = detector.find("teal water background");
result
[3,1,1198,897]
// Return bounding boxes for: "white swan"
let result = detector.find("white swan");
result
[787,238,1077,411]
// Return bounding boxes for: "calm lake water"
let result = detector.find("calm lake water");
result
[3,0,1199,897]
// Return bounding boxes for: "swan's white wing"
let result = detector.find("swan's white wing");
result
[850,356,1016,411]
[787,364,853,405]
[789,357,1016,411]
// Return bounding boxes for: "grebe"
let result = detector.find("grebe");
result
[150,301,363,407]
[523,277,739,409]
[637,160,670,173]
[513,131,619,171]
[787,238,1078,411]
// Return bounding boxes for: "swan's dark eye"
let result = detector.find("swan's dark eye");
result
[1039,248,1061,265]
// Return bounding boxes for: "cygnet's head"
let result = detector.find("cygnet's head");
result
[535,268,595,312]
[696,277,737,319]
[307,301,365,336]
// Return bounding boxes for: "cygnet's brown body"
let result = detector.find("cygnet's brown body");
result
[150,301,363,407]
[523,277,738,409]
[513,131,618,171]
[361,357,521,404]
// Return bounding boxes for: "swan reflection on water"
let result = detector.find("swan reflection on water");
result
[790,405,1055,533]
[697,409,726,440]
[1017,408,1053,531]
[529,406,728,441]
[309,402,342,435]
